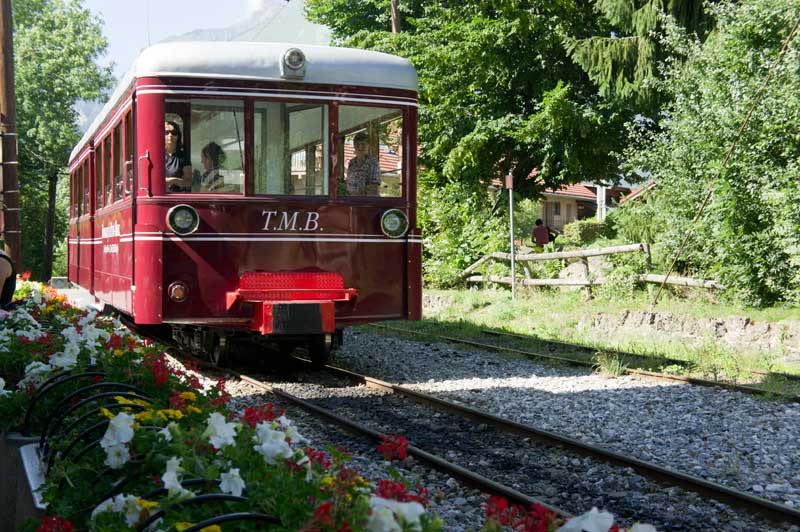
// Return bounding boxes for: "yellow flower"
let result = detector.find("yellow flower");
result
[156,409,184,421]
[136,498,158,511]
[114,396,151,407]
[321,476,335,487]
[354,475,370,487]
[179,391,197,402]
[112,348,124,357]
[185,406,202,415]
[175,524,221,532]
[99,407,115,419]
[134,410,154,422]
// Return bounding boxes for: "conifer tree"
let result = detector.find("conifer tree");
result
[565,0,709,111]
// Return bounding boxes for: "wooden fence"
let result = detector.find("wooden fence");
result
[460,243,726,299]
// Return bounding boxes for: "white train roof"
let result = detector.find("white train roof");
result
[71,42,418,163]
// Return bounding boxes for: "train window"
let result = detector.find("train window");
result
[73,167,81,217]
[103,136,112,204]
[166,99,245,194]
[338,106,403,198]
[113,123,122,203]
[253,102,328,196]
[124,111,133,198]
[95,142,104,209]
[83,160,90,214]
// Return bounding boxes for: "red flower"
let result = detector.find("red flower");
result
[105,334,123,350]
[143,354,170,386]
[374,480,429,505]
[377,433,409,461]
[36,516,74,532]
[304,447,331,470]
[484,497,559,532]
[240,403,280,427]
[20,271,31,280]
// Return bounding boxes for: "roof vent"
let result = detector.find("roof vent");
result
[281,48,307,79]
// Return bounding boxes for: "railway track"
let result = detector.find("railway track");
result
[369,324,800,402]
[229,360,799,531]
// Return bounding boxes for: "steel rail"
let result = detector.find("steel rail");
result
[370,324,800,402]
[321,364,800,526]
[235,372,567,517]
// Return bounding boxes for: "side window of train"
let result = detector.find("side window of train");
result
[113,123,123,203]
[253,102,328,196]
[95,142,104,209]
[124,111,133,197]
[337,106,403,198]
[165,99,245,194]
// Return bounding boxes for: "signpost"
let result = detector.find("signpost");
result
[506,172,515,301]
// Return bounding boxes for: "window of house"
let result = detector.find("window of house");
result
[337,106,402,197]
[553,202,561,216]
[254,102,328,195]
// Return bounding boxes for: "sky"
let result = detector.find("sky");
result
[81,0,270,81]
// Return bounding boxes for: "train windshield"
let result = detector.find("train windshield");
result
[166,99,246,194]
[254,102,329,196]
[338,106,403,198]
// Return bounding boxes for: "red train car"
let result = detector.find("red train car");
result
[67,42,422,364]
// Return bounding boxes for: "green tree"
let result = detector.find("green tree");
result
[13,0,113,280]
[624,0,800,305]
[306,0,630,193]
[565,0,712,111]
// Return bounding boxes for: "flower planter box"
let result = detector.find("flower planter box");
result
[0,432,43,527]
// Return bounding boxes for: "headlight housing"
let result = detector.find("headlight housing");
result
[281,48,307,79]
[166,204,200,235]
[380,209,409,238]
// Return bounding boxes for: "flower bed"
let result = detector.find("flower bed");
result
[0,280,655,532]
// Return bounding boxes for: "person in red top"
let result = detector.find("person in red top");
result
[532,218,550,250]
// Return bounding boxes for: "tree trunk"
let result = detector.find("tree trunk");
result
[390,0,401,33]
[42,170,57,282]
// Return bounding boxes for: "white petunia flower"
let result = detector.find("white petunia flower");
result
[219,468,246,497]
[101,412,135,449]
[162,457,191,497]
[369,497,425,530]
[367,506,402,532]
[202,412,238,449]
[90,494,140,526]
[158,426,173,442]
[555,507,615,532]
[49,342,81,370]
[104,443,130,469]
[0,377,10,397]
[253,438,293,465]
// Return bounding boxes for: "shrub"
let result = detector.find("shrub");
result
[561,219,604,246]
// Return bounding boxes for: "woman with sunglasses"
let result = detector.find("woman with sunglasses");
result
[164,121,192,192]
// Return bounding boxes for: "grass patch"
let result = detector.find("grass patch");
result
[364,288,800,398]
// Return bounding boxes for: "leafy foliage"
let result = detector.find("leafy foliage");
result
[417,177,507,287]
[624,0,800,305]
[13,0,113,278]
[566,0,712,110]
[561,219,604,246]
[306,0,630,193]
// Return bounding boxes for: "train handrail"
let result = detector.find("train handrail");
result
[138,149,151,197]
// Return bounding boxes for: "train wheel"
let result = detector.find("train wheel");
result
[209,336,229,367]
[308,334,334,368]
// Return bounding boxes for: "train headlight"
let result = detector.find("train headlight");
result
[380,209,409,238]
[281,48,307,79]
[168,281,189,302]
[166,204,200,235]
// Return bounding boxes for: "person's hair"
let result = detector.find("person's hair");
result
[535,218,543,226]
[201,141,225,167]
[165,120,182,145]
[353,131,369,144]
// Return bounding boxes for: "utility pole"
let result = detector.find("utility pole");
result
[0,0,20,267]
[390,0,400,34]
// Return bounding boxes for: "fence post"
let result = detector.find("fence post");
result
[579,257,592,300]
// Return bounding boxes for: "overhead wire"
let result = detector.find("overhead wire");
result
[651,11,800,307]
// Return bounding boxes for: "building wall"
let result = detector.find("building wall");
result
[539,197,597,230]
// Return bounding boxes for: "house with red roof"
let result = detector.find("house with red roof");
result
[539,183,631,230]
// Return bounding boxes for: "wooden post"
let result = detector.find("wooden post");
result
[579,257,592,300]
[0,0,21,267]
